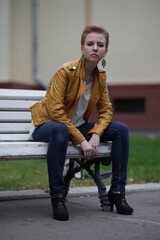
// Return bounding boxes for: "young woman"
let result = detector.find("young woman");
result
[30,24,133,221]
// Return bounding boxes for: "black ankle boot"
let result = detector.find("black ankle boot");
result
[51,194,69,221]
[108,189,133,215]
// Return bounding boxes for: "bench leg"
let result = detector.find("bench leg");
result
[64,158,111,211]
[85,159,111,211]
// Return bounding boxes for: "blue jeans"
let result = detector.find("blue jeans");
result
[32,121,129,195]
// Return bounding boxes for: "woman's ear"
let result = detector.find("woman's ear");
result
[81,46,84,54]
[104,48,108,57]
[104,48,108,56]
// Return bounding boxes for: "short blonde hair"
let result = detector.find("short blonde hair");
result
[81,24,109,48]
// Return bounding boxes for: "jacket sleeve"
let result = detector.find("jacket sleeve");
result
[45,68,85,145]
[88,78,113,137]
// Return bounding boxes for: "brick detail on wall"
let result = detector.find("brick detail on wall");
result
[89,84,160,131]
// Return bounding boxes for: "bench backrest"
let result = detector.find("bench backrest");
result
[0,89,46,142]
[0,88,112,160]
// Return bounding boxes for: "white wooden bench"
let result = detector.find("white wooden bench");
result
[0,88,112,209]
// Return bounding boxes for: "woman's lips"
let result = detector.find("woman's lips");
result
[91,54,98,58]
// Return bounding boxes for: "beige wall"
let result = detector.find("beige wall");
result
[0,0,10,81]
[38,0,85,82]
[0,0,160,87]
[10,0,33,85]
[93,0,160,85]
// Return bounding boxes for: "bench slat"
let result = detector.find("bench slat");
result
[0,89,45,100]
[0,100,37,111]
[0,112,31,122]
[0,134,30,141]
[0,142,111,160]
[0,123,31,133]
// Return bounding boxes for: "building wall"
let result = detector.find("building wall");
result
[0,0,160,130]
[93,0,160,86]
[0,0,10,81]
[109,84,160,131]
[10,0,33,85]
[38,0,85,83]
[0,0,160,87]
[89,84,160,131]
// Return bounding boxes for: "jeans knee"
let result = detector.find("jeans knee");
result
[110,122,129,140]
[122,123,129,137]
[50,123,69,144]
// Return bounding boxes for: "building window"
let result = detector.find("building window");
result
[114,98,145,113]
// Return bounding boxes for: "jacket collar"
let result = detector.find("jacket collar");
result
[68,56,104,93]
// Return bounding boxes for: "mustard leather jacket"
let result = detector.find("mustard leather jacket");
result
[30,57,113,145]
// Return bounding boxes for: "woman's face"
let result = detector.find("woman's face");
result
[81,32,108,65]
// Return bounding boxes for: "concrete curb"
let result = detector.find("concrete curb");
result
[0,183,160,201]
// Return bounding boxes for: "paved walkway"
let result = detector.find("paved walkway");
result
[0,183,160,201]
[0,184,160,240]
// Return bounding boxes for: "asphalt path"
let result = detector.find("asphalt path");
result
[0,189,160,240]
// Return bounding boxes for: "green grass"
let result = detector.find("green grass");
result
[0,159,49,191]
[127,136,160,184]
[0,136,160,191]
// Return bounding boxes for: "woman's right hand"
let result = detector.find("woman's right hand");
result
[80,140,94,161]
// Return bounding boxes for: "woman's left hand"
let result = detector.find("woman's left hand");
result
[89,133,100,156]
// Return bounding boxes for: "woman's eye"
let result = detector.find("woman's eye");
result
[87,42,93,46]
[98,43,104,47]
